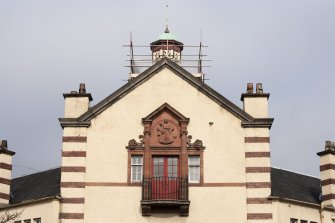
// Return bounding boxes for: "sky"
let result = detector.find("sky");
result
[1,0,335,178]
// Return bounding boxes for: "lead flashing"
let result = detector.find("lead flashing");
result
[58,118,91,128]
[63,93,93,101]
[317,150,335,157]
[242,118,274,129]
[0,148,15,156]
[241,93,270,101]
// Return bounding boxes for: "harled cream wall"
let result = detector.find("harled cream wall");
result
[83,67,248,221]
[272,200,323,223]
[85,67,246,183]
[0,199,60,223]
[84,186,247,223]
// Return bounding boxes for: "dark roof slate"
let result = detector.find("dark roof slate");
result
[271,167,321,204]
[10,168,60,204]
[8,167,322,206]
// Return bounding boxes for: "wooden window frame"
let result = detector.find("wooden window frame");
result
[130,155,143,183]
[188,155,200,183]
[127,149,204,185]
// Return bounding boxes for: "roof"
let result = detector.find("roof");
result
[271,167,321,204]
[7,167,321,206]
[157,32,177,40]
[59,58,273,129]
[10,168,60,205]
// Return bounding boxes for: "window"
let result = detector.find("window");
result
[131,155,143,182]
[34,218,41,223]
[290,219,298,223]
[300,220,307,223]
[23,220,31,223]
[14,221,21,223]
[188,156,200,183]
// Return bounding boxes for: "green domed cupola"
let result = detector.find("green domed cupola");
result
[150,26,184,62]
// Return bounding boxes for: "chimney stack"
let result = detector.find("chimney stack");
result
[63,83,93,118]
[0,140,15,204]
[241,83,270,118]
[318,141,335,207]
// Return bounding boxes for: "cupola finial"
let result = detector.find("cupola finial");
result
[165,24,169,33]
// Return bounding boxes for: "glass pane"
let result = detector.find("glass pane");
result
[154,165,159,177]
[173,166,178,174]
[159,166,164,177]
[189,156,200,165]
[131,156,143,165]
[168,165,172,175]
[173,158,178,165]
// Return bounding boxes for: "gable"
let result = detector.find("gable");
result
[80,59,251,122]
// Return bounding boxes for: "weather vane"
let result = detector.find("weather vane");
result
[165,3,169,33]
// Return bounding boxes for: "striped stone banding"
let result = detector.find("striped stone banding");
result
[322,194,335,201]
[61,182,85,188]
[61,166,86,172]
[321,179,335,186]
[247,213,272,220]
[61,198,85,204]
[59,213,84,219]
[0,192,10,200]
[320,164,335,171]
[246,167,271,173]
[0,163,12,170]
[200,183,246,187]
[245,137,270,143]
[62,151,86,157]
[0,177,10,185]
[246,182,271,188]
[85,182,129,187]
[84,182,247,187]
[245,152,270,158]
[62,136,87,143]
[247,198,272,204]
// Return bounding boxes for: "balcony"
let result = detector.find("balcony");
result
[141,177,190,216]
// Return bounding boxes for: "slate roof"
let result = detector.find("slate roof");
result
[8,167,321,206]
[271,167,321,204]
[10,168,60,205]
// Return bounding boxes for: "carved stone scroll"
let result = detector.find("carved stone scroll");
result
[126,135,144,150]
[187,135,205,150]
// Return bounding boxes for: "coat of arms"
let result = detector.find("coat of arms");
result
[157,119,177,144]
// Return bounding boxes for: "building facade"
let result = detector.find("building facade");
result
[0,30,335,223]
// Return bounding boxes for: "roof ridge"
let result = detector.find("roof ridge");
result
[271,166,320,180]
[13,166,60,180]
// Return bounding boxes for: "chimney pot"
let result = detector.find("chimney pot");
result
[79,83,86,94]
[256,83,263,94]
[325,141,335,151]
[0,140,7,149]
[246,83,253,94]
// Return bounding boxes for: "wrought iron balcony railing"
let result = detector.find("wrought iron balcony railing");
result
[142,177,189,201]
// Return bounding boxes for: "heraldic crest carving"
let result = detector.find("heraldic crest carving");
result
[156,119,177,145]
